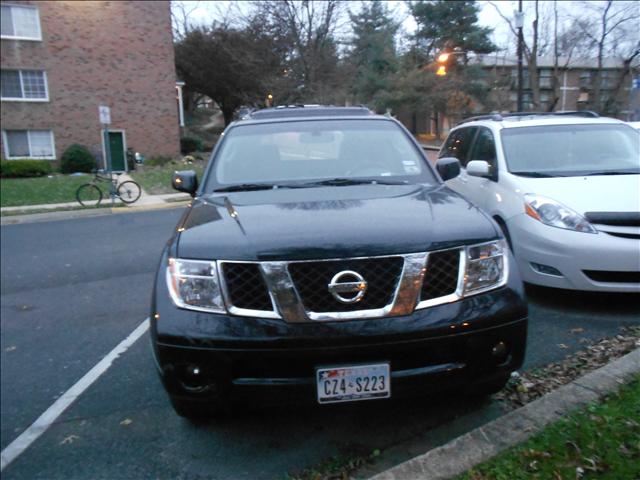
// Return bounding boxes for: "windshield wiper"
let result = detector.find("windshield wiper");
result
[581,170,637,176]
[214,183,278,192]
[302,178,408,187]
[511,171,561,178]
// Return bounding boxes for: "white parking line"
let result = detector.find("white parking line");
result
[0,318,150,471]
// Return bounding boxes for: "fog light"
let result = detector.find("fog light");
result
[530,262,563,277]
[492,341,508,361]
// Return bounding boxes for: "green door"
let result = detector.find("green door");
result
[108,131,126,171]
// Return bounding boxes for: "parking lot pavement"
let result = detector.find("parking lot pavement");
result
[1,209,639,479]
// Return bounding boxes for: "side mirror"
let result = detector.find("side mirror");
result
[436,157,461,181]
[467,160,497,181]
[172,170,198,197]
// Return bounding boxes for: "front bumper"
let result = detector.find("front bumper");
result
[151,264,528,403]
[508,214,640,292]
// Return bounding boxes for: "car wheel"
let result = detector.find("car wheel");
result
[169,396,230,421]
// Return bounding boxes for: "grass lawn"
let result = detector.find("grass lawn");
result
[130,162,206,195]
[0,175,93,207]
[459,375,640,480]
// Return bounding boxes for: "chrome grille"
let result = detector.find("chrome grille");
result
[221,262,273,311]
[288,257,404,312]
[421,249,461,301]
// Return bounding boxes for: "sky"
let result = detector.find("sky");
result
[172,1,639,57]
[173,0,512,42]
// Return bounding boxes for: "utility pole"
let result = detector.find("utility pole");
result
[516,1,524,112]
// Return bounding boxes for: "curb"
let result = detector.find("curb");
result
[0,201,189,225]
[368,348,640,480]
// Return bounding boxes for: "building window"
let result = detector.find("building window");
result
[580,71,592,89]
[539,69,553,89]
[1,70,48,101]
[1,4,42,41]
[600,71,618,90]
[2,130,55,159]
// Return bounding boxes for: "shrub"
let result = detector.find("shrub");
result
[180,136,204,154]
[0,160,53,178]
[60,144,96,173]
[144,155,174,167]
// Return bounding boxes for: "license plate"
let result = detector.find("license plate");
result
[316,363,390,404]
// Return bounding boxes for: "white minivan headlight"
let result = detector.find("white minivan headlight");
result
[166,258,226,313]
[524,194,597,233]
[464,241,508,293]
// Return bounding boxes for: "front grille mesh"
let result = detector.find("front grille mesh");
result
[421,249,461,301]
[288,257,404,312]
[221,263,273,311]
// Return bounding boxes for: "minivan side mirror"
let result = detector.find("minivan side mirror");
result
[435,157,461,181]
[467,160,497,181]
[172,170,198,197]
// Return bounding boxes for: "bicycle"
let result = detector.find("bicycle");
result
[76,169,142,206]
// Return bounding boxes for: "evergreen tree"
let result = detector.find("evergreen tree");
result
[348,1,400,111]
[410,0,495,62]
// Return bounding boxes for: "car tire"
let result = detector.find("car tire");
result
[169,396,230,421]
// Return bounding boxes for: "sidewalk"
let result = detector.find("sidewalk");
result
[1,173,191,224]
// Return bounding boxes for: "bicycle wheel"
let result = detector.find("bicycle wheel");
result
[76,184,102,207]
[117,180,142,204]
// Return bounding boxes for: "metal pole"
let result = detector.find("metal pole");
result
[517,0,524,112]
[103,126,114,207]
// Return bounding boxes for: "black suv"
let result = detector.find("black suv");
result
[151,106,528,418]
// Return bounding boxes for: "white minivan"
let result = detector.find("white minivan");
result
[439,112,640,292]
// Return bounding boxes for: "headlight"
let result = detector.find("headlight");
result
[464,241,507,294]
[166,258,226,313]
[524,194,597,233]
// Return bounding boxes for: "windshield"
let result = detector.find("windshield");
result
[501,124,640,177]
[206,119,435,190]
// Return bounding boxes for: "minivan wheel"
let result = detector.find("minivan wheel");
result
[169,396,230,421]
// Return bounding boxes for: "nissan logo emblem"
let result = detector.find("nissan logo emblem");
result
[328,270,368,304]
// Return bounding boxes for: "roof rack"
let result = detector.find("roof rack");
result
[248,105,374,120]
[458,114,503,124]
[458,110,599,125]
[502,110,600,119]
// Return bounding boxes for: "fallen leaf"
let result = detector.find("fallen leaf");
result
[60,435,79,445]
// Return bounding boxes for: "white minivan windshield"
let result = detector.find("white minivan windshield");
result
[501,124,640,177]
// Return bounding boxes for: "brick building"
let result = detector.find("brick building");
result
[396,54,639,138]
[1,0,180,171]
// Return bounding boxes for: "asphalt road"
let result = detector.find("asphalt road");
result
[1,208,638,480]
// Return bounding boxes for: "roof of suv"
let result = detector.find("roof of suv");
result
[247,105,375,120]
[453,112,627,130]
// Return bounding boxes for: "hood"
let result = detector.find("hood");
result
[175,184,498,261]
[514,174,640,215]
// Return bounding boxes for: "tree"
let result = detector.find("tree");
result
[348,1,400,111]
[410,0,495,63]
[253,0,347,104]
[574,0,640,112]
[175,25,282,125]
[396,0,495,134]
[489,0,543,110]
